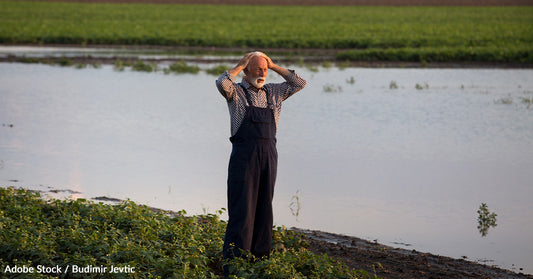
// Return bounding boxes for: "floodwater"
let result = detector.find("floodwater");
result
[0,60,532,274]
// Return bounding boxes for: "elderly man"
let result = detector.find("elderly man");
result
[215,52,306,268]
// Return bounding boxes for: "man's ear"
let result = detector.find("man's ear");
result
[243,67,249,76]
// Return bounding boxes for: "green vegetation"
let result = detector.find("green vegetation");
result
[0,1,532,63]
[206,65,231,76]
[477,203,498,237]
[167,61,201,74]
[0,187,378,278]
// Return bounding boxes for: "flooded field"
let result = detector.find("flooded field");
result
[0,57,532,274]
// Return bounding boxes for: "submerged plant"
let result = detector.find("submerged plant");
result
[477,203,497,237]
[56,56,73,67]
[520,96,532,109]
[206,65,230,76]
[415,83,429,90]
[132,60,155,72]
[494,96,513,105]
[167,61,200,74]
[289,190,301,222]
[323,83,342,93]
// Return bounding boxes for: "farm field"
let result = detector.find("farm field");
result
[0,1,532,63]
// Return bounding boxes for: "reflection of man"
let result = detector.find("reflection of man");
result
[215,51,306,273]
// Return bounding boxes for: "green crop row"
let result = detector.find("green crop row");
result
[0,1,532,63]
[0,187,378,278]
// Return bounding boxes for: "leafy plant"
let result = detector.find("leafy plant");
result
[132,60,155,72]
[167,61,200,74]
[206,65,230,76]
[477,203,497,237]
[0,187,378,278]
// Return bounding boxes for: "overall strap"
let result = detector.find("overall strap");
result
[239,83,273,108]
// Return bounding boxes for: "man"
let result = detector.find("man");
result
[215,52,306,269]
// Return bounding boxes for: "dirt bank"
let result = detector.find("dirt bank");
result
[293,228,532,279]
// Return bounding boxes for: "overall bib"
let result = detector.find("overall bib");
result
[223,85,278,262]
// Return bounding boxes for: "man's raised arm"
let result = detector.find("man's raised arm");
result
[216,52,256,100]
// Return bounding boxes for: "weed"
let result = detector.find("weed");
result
[520,96,532,109]
[336,60,351,70]
[56,56,73,67]
[167,61,200,74]
[415,83,429,90]
[389,81,398,89]
[206,65,230,76]
[495,96,513,105]
[132,60,154,72]
[477,203,497,237]
[322,61,332,69]
[14,55,41,64]
[346,76,356,85]
[289,190,301,222]
[323,84,342,93]
[305,64,319,73]
[0,187,379,278]
[113,59,126,71]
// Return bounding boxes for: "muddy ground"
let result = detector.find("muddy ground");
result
[292,228,532,279]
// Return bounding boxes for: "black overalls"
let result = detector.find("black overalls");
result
[223,84,278,263]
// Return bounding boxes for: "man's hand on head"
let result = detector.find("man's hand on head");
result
[237,52,256,70]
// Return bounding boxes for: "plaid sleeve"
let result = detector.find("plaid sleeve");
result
[215,71,238,101]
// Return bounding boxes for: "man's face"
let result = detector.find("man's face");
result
[245,56,268,89]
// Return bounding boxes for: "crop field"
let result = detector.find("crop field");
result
[0,1,532,63]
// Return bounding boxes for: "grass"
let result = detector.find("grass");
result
[0,187,379,278]
[0,1,532,63]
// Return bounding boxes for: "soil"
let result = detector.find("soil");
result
[292,228,533,279]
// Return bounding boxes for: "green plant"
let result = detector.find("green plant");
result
[289,190,301,221]
[132,60,155,72]
[495,96,513,105]
[167,61,200,74]
[323,84,342,93]
[477,203,497,237]
[206,65,230,76]
[0,187,379,278]
[56,56,73,67]
[346,76,355,85]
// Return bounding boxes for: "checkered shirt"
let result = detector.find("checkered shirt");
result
[216,70,307,136]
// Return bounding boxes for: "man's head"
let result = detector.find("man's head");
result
[244,54,268,89]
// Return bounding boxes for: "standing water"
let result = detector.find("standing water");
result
[0,61,532,274]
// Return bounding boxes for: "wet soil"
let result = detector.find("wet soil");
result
[292,228,533,279]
